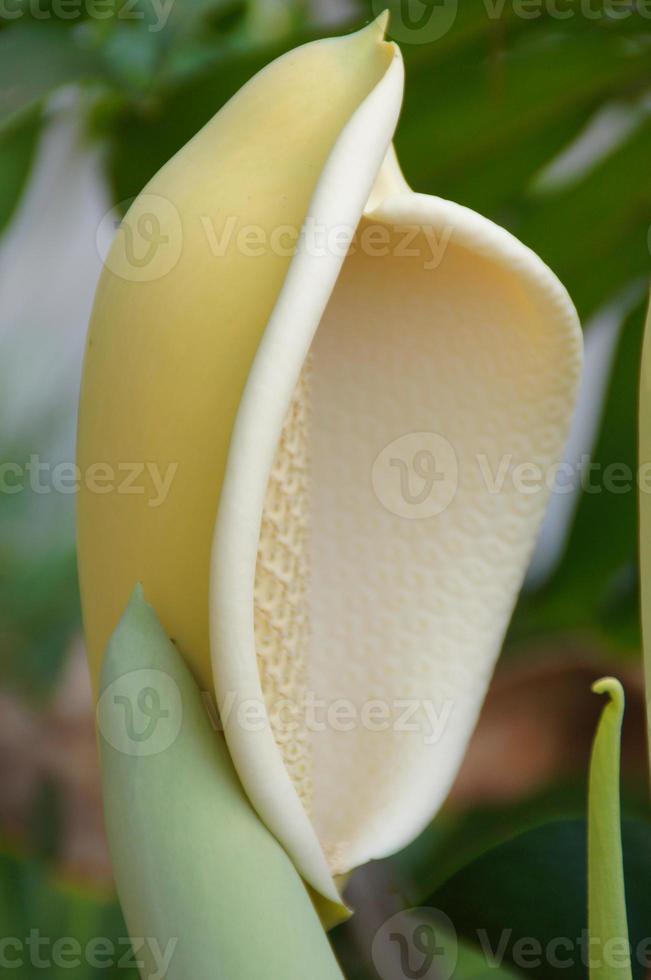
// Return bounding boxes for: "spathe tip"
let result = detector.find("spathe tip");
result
[372,9,390,35]
[353,9,390,42]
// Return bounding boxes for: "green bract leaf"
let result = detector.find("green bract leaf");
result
[588,677,631,980]
[98,586,345,980]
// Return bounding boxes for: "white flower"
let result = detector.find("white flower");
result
[78,14,582,918]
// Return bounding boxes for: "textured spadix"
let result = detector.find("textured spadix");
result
[78,18,582,910]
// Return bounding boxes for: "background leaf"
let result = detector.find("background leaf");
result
[0,24,101,127]
[0,107,42,232]
[512,300,646,653]
[427,818,651,980]
[0,850,137,979]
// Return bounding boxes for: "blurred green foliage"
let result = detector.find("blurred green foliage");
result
[1,1,650,976]
[0,851,137,979]
[428,819,651,980]
[513,299,645,652]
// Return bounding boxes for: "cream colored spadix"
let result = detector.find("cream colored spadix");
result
[78,16,582,913]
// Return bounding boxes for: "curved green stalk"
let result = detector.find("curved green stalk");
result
[588,677,631,980]
[98,586,344,980]
[639,293,651,763]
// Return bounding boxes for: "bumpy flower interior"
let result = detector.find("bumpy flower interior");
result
[253,213,580,876]
[254,360,313,812]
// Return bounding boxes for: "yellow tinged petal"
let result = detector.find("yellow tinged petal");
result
[77,20,397,697]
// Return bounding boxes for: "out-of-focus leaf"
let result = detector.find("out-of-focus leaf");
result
[454,934,525,979]
[516,119,651,319]
[511,300,646,652]
[388,783,588,908]
[242,0,305,45]
[427,819,651,980]
[0,850,137,979]
[30,779,64,865]
[399,22,651,222]
[98,23,163,91]
[0,107,42,233]
[0,24,100,127]
[127,0,242,40]
[588,678,631,980]
[332,863,525,980]
[0,549,80,699]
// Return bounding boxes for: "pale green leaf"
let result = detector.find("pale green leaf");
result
[98,585,345,980]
